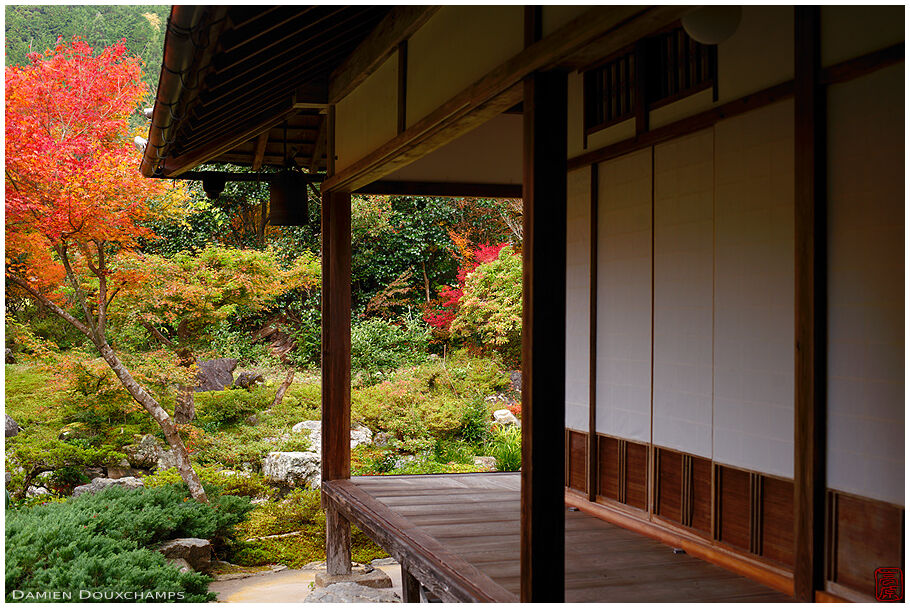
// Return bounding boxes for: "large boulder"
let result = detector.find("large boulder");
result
[5,414,20,437]
[157,449,179,471]
[125,434,162,469]
[291,421,372,453]
[195,358,237,392]
[156,538,213,573]
[305,582,399,603]
[262,451,321,488]
[73,476,144,497]
[492,409,520,428]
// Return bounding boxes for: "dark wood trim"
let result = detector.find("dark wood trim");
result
[645,78,714,112]
[587,163,599,503]
[251,131,269,171]
[521,69,567,603]
[309,114,327,172]
[523,5,542,47]
[634,41,649,134]
[328,6,439,104]
[323,479,517,602]
[566,490,796,596]
[355,180,521,198]
[794,6,826,603]
[818,41,904,86]
[567,79,795,171]
[323,6,680,193]
[326,105,336,177]
[325,505,351,575]
[397,40,408,134]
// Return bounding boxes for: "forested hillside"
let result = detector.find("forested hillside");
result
[5,5,168,95]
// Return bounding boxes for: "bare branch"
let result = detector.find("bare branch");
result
[53,243,98,336]
[141,321,175,349]
[7,274,92,337]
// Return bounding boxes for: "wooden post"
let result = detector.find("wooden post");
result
[794,6,826,603]
[322,189,352,575]
[520,69,568,603]
[401,565,421,603]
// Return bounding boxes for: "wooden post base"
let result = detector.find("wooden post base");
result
[326,505,352,576]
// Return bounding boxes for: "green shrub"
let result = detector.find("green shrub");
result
[351,315,430,385]
[488,426,522,472]
[231,489,385,568]
[195,385,274,427]
[5,486,253,602]
[144,467,274,500]
[451,246,522,364]
[458,398,492,446]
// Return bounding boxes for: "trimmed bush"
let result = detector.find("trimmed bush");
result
[5,485,253,602]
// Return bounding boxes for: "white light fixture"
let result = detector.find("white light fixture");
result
[682,6,742,45]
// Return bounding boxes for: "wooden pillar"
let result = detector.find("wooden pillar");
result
[321,188,352,575]
[401,565,421,603]
[794,6,826,603]
[520,69,568,603]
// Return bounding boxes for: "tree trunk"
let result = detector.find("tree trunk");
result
[174,386,195,424]
[270,368,295,409]
[96,341,207,502]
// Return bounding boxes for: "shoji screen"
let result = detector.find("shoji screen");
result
[565,167,592,432]
[652,129,715,459]
[826,64,904,506]
[712,101,795,478]
[595,149,652,443]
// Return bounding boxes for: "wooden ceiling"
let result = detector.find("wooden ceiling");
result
[142,6,391,177]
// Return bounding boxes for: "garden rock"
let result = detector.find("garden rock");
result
[73,476,144,497]
[106,459,143,479]
[157,449,179,471]
[26,485,49,497]
[492,409,520,428]
[314,566,392,589]
[233,371,265,390]
[509,370,522,392]
[6,348,15,364]
[305,582,399,603]
[292,420,321,434]
[82,466,105,479]
[6,414,21,437]
[157,538,213,573]
[125,434,162,468]
[262,451,321,488]
[473,456,497,472]
[195,358,237,392]
[292,422,372,451]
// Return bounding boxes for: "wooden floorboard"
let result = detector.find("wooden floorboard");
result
[345,473,791,603]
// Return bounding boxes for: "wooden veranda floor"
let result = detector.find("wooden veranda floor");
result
[321,472,792,603]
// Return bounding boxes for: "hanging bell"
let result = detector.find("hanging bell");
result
[269,170,309,226]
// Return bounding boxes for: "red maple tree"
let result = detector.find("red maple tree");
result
[5,39,208,501]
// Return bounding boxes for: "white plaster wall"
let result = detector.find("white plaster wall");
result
[652,129,715,459]
[820,5,905,68]
[716,6,793,104]
[826,64,905,506]
[566,167,592,432]
[406,6,523,127]
[334,53,398,172]
[595,149,652,443]
[712,101,795,478]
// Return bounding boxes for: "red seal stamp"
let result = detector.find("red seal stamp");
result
[875,567,903,602]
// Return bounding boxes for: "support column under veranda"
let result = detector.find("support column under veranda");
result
[321,189,353,576]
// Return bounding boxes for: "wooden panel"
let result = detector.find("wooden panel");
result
[597,435,619,501]
[568,430,587,492]
[832,493,904,597]
[657,449,682,523]
[761,477,795,567]
[625,442,648,511]
[718,466,752,552]
[691,456,712,535]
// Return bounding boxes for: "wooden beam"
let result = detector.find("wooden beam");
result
[567,79,795,172]
[521,69,568,604]
[355,180,521,198]
[321,188,352,576]
[251,131,269,171]
[401,566,420,603]
[818,41,904,86]
[793,6,826,603]
[322,6,681,194]
[397,40,408,134]
[587,163,599,503]
[329,6,439,104]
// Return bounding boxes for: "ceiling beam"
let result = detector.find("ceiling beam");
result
[310,115,328,172]
[328,6,439,104]
[251,131,270,170]
[322,6,685,193]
